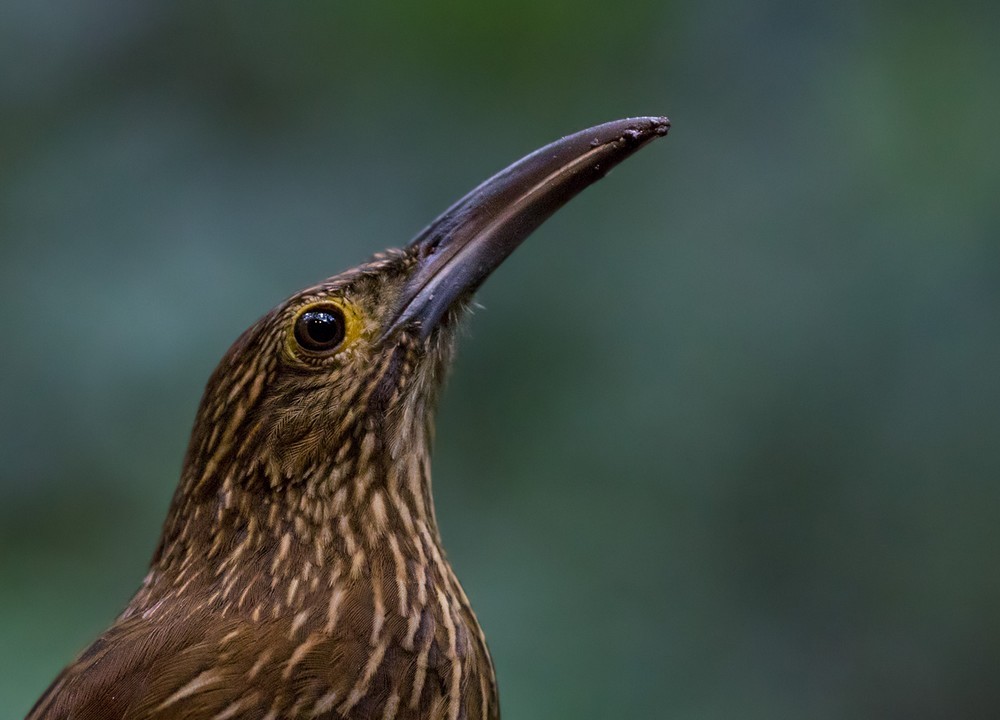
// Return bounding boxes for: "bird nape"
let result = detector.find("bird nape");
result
[27,116,670,720]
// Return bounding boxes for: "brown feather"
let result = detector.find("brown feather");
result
[29,252,497,720]
[26,117,670,719]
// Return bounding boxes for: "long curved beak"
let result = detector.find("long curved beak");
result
[383,116,670,340]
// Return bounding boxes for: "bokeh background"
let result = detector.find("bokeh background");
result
[2,1,999,717]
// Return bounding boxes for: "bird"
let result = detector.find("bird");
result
[26,116,670,720]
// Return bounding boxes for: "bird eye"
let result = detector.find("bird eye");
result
[294,304,347,352]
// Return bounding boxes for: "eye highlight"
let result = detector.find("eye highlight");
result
[293,304,347,353]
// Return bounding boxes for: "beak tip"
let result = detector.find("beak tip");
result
[583,116,670,159]
[620,116,671,142]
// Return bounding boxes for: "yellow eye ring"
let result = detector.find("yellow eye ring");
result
[287,299,363,359]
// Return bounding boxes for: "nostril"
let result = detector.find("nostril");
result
[419,234,443,259]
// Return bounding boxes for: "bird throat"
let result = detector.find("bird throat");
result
[130,406,447,615]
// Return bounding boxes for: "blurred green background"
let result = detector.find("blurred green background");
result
[2,1,999,718]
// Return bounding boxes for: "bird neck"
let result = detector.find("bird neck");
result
[127,430,446,620]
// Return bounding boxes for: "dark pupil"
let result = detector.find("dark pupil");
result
[296,308,345,350]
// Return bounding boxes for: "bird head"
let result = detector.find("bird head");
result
[156,117,669,571]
